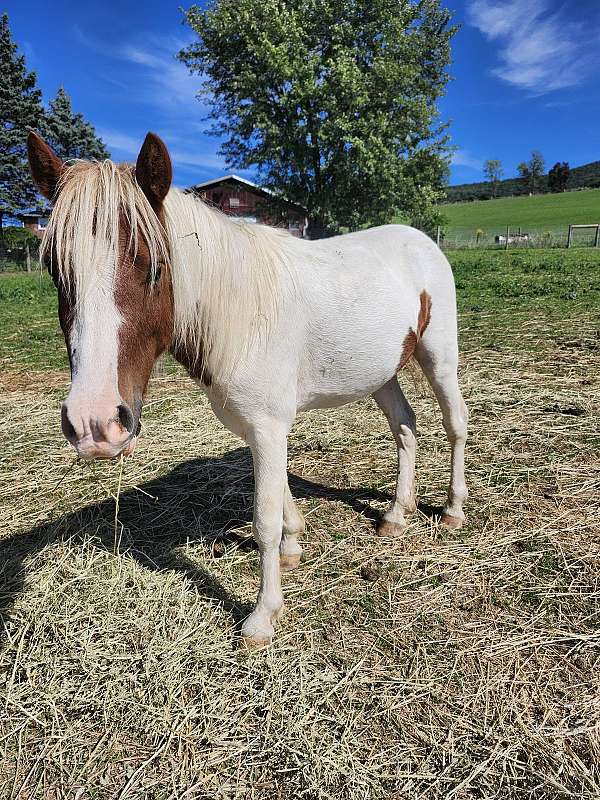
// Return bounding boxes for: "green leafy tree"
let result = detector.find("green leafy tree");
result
[179,0,456,237]
[529,150,545,194]
[548,161,569,193]
[483,158,503,197]
[518,151,545,194]
[517,161,530,189]
[43,87,110,161]
[0,13,44,230]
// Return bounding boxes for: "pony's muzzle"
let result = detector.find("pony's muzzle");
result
[61,397,138,459]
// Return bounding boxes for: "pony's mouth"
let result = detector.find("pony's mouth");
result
[62,399,143,460]
[73,433,138,460]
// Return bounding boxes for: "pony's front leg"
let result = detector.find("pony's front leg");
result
[241,421,289,649]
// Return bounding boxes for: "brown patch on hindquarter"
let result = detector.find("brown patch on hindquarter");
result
[397,290,432,370]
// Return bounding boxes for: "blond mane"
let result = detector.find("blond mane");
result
[164,188,302,381]
[41,160,303,382]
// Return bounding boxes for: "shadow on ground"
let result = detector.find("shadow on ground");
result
[0,446,416,645]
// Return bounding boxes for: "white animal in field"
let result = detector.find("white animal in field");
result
[28,131,468,648]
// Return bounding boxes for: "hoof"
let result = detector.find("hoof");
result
[441,513,463,529]
[239,605,284,650]
[280,553,302,572]
[376,519,407,537]
[239,634,272,651]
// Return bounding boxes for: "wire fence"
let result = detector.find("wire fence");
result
[0,240,40,273]
[1,222,599,272]
[437,223,600,251]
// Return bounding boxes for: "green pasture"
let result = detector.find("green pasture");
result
[435,187,600,244]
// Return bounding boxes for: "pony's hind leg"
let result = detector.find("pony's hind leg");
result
[280,482,304,572]
[372,378,417,536]
[415,338,468,528]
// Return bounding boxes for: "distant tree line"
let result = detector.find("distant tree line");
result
[446,154,600,204]
[0,13,109,230]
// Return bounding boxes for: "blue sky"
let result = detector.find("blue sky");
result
[5,0,600,187]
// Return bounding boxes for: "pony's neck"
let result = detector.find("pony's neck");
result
[163,189,296,384]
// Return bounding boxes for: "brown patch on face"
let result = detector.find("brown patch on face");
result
[114,211,174,417]
[41,246,77,371]
[397,290,432,370]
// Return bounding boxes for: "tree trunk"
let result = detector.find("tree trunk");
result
[305,217,329,240]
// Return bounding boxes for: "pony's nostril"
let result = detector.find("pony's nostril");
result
[61,405,77,442]
[117,403,135,434]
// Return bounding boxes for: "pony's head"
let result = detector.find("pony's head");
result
[28,131,174,459]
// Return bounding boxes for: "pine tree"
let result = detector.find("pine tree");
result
[0,13,44,229]
[44,87,110,161]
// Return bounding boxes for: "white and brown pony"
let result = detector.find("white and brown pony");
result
[27,131,468,648]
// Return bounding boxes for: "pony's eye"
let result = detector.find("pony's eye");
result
[147,263,162,285]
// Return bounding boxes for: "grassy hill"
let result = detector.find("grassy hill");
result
[439,187,600,244]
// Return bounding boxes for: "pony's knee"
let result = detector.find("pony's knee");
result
[443,404,468,443]
[401,403,417,435]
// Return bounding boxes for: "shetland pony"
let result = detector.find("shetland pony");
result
[27,131,468,648]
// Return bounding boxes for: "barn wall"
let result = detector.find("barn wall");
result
[196,183,306,237]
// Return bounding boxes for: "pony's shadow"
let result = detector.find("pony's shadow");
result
[0,447,394,646]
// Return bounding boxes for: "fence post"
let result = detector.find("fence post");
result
[505,225,510,250]
[26,243,31,273]
[595,225,600,248]
[436,226,441,247]
[567,225,573,249]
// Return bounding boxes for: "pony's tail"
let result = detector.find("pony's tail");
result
[397,290,432,393]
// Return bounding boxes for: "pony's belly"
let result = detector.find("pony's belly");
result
[296,359,397,411]
[298,387,380,411]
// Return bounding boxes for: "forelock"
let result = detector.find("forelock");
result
[40,159,169,304]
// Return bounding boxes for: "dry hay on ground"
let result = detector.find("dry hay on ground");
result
[0,309,599,799]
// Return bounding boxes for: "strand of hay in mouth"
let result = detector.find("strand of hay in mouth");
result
[41,160,169,301]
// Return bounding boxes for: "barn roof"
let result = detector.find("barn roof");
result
[189,174,262,192]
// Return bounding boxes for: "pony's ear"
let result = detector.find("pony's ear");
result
[27,131,64,201]
[135,132,172,208]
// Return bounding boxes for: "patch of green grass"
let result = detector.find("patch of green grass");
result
[0,272,66,372]
[448,248,600,314]
[437,188,600,238]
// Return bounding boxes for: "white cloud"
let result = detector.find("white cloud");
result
[97,129,140,157]
[451,150,484,171]
[169,149,228,170]
[466,0,599,93]
[74,26,209,113]
[119,38,209,111]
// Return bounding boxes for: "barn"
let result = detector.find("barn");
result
[16,209,50,239]
[188,174,308,237]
